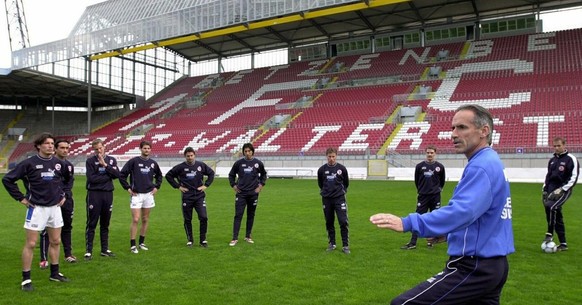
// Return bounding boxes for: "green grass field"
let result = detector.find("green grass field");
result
[0,176,580,304]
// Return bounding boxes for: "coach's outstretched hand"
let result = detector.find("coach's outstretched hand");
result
[370,213,404,232]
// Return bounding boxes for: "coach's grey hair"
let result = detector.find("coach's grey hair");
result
[456,104,494,145]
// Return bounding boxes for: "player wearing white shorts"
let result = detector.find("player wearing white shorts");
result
[40,139,77,268]
[130,193,156,209]
[27,205,64,230]
[119,140,163,254]
[2,133,72,291]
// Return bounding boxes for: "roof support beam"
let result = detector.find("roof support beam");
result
[266,27,292,46]
[356,10,376,32]
[194,40,224,58]
[119,54,179,73]
[228,34,256,52]
[471,0,480,20]
[407,1,425,26]
[308,19,329,37]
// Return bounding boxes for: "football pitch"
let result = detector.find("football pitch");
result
[0,176,580,304]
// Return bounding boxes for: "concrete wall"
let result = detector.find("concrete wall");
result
[73,153,553,184]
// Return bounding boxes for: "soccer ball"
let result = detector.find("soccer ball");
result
[541,241,557,253]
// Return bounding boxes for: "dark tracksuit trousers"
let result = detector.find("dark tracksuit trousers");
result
[410,193,441,245]
[85,190,113,254]
[232,192,259,240]
[182,196,208,243]
[322,195,349,248]
[391,256,509,305]
[544,190,572,244]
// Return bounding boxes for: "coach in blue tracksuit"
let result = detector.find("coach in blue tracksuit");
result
[542,136,579,251]
[318,147,350,254]
[228,143,267,246]
[165,147,215,247]
[371,104,514,305]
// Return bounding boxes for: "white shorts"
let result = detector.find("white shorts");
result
[23,205,63,231]
[130,193,156,209]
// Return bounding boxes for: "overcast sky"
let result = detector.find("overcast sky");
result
[1,0,104,68]
[1,1,582,69]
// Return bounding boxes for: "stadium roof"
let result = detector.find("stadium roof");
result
[161,0,582,63]
[81,0,582,63]
[10,0,582,68]
[0,69,136,108]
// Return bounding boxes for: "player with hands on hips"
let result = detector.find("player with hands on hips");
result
[165,147,215,248]
[119,140,163,254]
[2,133,72,291]
[39,139,77,269]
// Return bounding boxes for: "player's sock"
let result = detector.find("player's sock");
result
[49,263,59,277]
[130,239,136,247]
[22,270,31,281]
[139,235,145,245]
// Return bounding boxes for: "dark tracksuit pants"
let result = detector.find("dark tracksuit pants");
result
[40,197,75,260]
[322,196,349,247]
[410,193,441,245]
[391,256,509,305]
[232,193,259,240]
[85,190,113,254]
[544,190,572,244]
[182,196,208,243]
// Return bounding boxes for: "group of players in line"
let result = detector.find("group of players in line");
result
[2,135,353,292]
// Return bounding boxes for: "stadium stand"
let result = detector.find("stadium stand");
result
[5,28,582,162]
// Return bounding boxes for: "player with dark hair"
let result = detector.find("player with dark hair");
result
[119,140,163,253]
[85,138,120,260]
[542,136,579,251]
[401,145,446,250]
[39,139,76,268]
[165,147,215,247]
[318,147,351,254]
[2,133,72,291]
[371,104,514,304]
[228,143,267,246]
